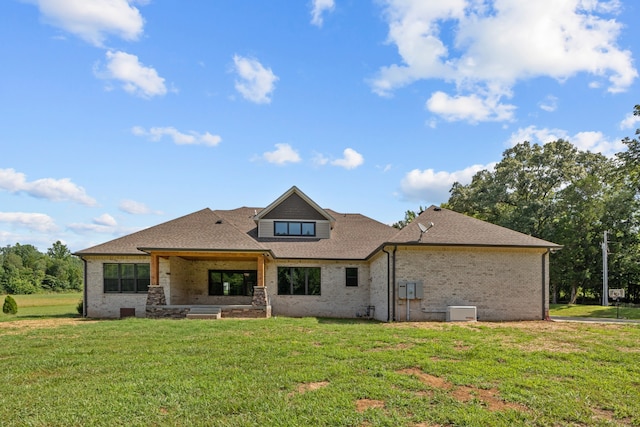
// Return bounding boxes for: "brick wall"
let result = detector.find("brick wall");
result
[391,246,548,321]
[84,255,150,318]
[166,257,256,305]
[266,259,371,318]
[84,246,549,322]
[369,251,391,322]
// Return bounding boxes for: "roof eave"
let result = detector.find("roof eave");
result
[73,251,148,257]
[137,247,273,255]
[366,241,563,259]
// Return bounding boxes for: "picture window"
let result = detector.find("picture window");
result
[274,221,316,236]
[103,263,150,293]
[277,267,321,295]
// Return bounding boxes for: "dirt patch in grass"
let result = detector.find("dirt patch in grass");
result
[288,381,329,397]
[356,399,385,412]
[591,408,634,426]
[0,318,96,333]
[389,320,627,333]
[368,342,414,352]
[499,335,585,353]
[399,368,529,413]
[451,385,528,412]
[399,368,453,389]
[453,340,470,351]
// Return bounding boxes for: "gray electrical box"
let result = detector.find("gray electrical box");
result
[398,281,423,300]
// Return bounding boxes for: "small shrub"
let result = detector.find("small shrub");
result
[3,295,18,315]
[76,299,83,315]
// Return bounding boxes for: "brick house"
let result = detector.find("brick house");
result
[75,186,560,321]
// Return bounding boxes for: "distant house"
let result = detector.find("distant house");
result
[75,186,560,321]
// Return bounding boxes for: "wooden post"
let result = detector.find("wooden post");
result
[257,255,265,287]
[151,253,159,286]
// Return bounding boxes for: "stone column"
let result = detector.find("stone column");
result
[146,285,166,306]
[252,286,268,307]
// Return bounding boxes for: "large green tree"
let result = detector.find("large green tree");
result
[444,126,640,304]
[611,104,640,301]
[0,241,83,294]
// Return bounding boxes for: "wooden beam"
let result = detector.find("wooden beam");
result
[149,251,266,260]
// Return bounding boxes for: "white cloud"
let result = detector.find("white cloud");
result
[310,0,335,27]
[400,163,496,203]
[232,55,278,104]
[373,0,637,122]
[506,126,568,147]
[28,0,145,47]
[572,131,625,155]
[93,213,117,227]
[263,143,301,165]
[426,91,515,123]
[312,152,330,166]
[331,148,364,170]
[132,126,221,146]
[507,125,624,156]
[0,168,97,206]
[539,95,559,112]
[620,111,640,130]
[119,199,162,215]
[68,213,119,234]
[0,212,58,232]
[96,51,167,98]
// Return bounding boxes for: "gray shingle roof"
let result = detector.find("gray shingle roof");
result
[388,206,561,248]
[75,208,267,256]
[75,204,560,258]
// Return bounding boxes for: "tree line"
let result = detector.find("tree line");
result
[398,105,640,304]
[0,241,83,294]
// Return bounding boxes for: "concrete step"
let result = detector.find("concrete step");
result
[186,307,221,320]
[186,313,221,319]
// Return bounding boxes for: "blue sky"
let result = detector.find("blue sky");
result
[1,0,639,252]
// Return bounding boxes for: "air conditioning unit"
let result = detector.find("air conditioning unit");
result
[446,306,477,322]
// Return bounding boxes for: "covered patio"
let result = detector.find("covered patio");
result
[144,250,271,319]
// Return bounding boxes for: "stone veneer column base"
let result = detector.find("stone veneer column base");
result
[252,286,268,306]
[249,286,271,318]
[145,285,272,319]
[146,285,166,306]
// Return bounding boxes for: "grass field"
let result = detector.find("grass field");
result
[1,297,639,426]
[550,303,640,320]
[0,292,82,321]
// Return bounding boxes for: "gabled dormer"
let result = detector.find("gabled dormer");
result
[254,186,336,239]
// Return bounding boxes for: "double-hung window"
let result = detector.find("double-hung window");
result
[346,267,358,287]
[103,263,150,293]
[277,267,321,295]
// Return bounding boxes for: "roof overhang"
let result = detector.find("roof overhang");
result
[137,247,274,258]
[366,242,563,259]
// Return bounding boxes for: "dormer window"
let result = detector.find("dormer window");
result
[274,221,316,236]
[254,186,334,239]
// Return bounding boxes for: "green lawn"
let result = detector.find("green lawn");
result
[1,313,638,426]
[550,303,640,320]
[0,292,82,321]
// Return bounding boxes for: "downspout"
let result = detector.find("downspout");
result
[542,249,550,321]
[382,247,391,322]
[82,258,87,318]
[391,245,397,322]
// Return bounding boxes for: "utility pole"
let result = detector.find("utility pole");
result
[602,230,608,306]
